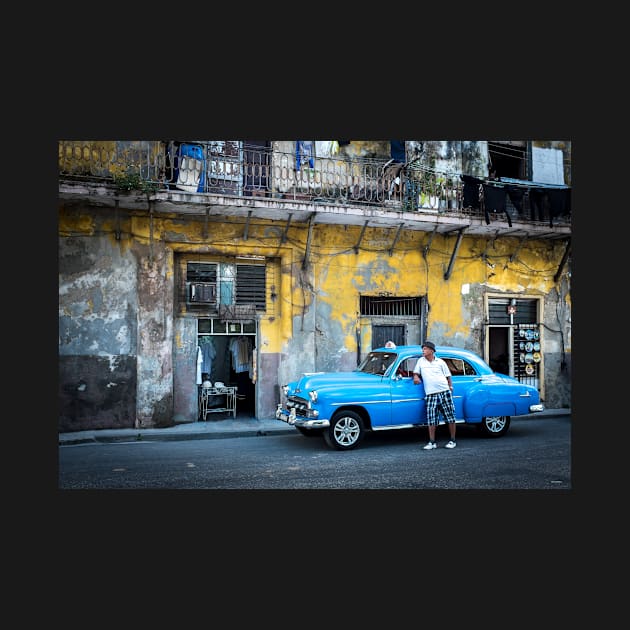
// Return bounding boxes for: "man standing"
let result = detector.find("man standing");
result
[412,341,457,449]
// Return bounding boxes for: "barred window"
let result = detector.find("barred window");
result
[360,296,421,317]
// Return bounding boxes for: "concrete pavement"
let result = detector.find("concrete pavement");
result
[58,408,570,446]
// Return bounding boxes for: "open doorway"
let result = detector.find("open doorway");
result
[487,297,541,391]
[488,326,510,375]
[197,320,256,420]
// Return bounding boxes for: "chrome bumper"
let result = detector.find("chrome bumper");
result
[275,405,330,428]
[528,404,545,413]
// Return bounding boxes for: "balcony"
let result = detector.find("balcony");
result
[58,141,571,241]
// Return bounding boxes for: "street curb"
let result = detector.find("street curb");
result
[59,410,569,446]
[59,427,297,446]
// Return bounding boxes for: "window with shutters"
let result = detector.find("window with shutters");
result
[178,258,267,315]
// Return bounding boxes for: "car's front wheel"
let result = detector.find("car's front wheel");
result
[324,410,365,450]
[478,415,511,437]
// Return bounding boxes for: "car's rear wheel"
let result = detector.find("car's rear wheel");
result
[478,415,510,437]
[324,410,365,450]
[295,426,324,437]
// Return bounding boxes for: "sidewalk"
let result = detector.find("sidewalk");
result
[58,408,570,446]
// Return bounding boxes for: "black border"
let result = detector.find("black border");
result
[35,70,592,571]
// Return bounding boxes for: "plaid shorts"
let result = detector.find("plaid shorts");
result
[425,390,456,426]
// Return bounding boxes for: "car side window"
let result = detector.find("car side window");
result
[463,360,477,375]
[442,357,477,376]
[444,358,465,376]
[396,356,420,377]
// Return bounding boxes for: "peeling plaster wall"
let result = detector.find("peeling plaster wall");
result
[134,234,174,428]
[58,210,139,431]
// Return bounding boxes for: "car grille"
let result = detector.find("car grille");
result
[286,396,310,417]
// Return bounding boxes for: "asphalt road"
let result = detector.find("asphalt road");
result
[58,415,571,490]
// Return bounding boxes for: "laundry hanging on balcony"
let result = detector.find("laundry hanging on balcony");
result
[482,183,512,227]
[461,175,483,209]
[175,143,206,193]
[315,141,340,157]
[295,141,315,170]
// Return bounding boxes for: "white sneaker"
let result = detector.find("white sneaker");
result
[445,440,456,449]
[423,442,437,450]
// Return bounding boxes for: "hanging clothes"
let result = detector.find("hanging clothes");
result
[529,188,546,222]
[315,141,339,157]
[461,175,482,209]
[196,346,203,385]
[482,183,511,227]
[199,336,217,378]
[229,336,252,374]
[547,189,570,227]
[296,141,314,170]
[506,185,525,214]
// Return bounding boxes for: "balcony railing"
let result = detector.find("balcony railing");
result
[58,141,571,227]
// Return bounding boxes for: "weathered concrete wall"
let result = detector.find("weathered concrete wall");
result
[133,229,174,428]
[173,316,198,422]
[58,210,139,431]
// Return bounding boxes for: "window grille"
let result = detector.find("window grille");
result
[360,296,421,317]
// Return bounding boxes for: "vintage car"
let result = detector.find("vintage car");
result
[275,344,544,450]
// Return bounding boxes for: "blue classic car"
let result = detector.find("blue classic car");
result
[275,344,544,450]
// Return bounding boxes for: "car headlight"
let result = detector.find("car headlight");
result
[282,385,289,396]
[308,390,318,403]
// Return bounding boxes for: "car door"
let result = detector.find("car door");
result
[389,354,426,426]
[440,355,476,420]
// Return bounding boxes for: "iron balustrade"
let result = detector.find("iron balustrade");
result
[58,140,570,227]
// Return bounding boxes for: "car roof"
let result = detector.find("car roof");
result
[373,344,469,353]
[372,344,487,365]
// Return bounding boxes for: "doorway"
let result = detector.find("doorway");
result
[487,297,541,391]
[198,318,256,419]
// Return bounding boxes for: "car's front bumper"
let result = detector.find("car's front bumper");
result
[275,405,330,429]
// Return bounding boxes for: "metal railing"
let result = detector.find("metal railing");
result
[58,141,570,226]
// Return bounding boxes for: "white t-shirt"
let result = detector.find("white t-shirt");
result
[412,356,451,395]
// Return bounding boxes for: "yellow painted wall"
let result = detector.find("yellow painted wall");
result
[60,204,568,354]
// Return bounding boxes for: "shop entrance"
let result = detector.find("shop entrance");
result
[197,318,256,419]
[487,297,541,393]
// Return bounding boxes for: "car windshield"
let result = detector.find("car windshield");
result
[357,351,397,375]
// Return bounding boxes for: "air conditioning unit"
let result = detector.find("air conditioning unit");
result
[187,282,216,304]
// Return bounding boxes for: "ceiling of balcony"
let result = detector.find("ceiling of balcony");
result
[58,182,571,242]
